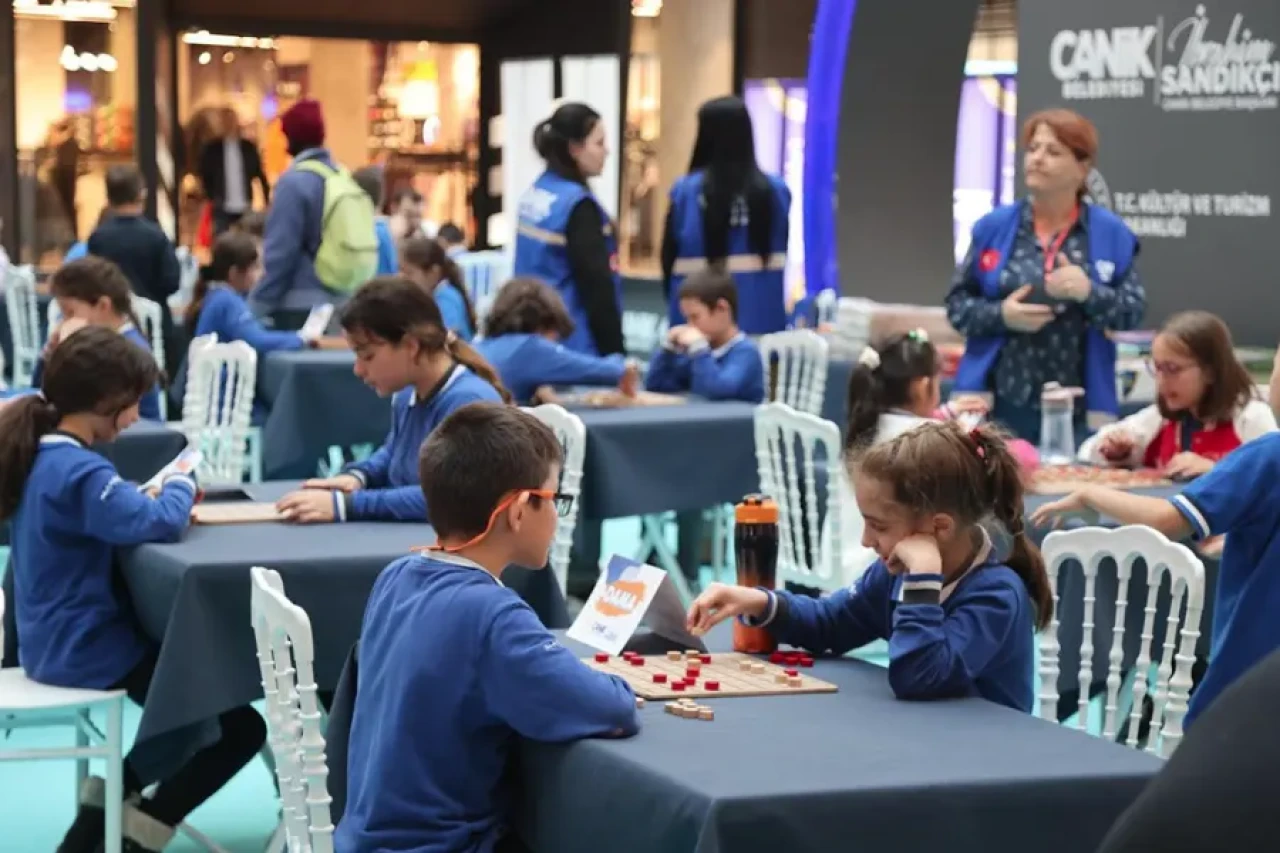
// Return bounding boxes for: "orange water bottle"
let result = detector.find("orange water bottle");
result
[732,495,780,654]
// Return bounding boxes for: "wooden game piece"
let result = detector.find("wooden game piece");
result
[774,673,788,684]
[798,656,814,668]
[630,657,644,666]
[751,663,766,675]
[671,682,686,692]
[667,651,682,661]
[699,654,712,665]
[686,666,701,678]
[594,653,610,663]
[769,652,786,664]
[704,681,720,691]
[685,649,700,657]
[739,660,753,672]
[784,669,798,677]
[665,702,679,715]
[698,708,715,721]
[788,676,803,687]
[635,697,646,709]
[652,673,667,683]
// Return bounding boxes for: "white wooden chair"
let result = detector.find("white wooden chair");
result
[1039,525,1206,758]
[813,288,838,327]
[173,247,201,314]
[754,402,848,593]
[456,251,510,328]
[759,329,829,417]
[5,265,41,389]
[0,589,128,853]
[183,340,259,484]
[250,567,334,853]
[524,404,587,596]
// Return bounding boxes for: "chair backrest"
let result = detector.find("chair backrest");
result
[250,567,334,853]
[5,265,41,389]
[131,295,165,371]
[456,251,510,326]
[182,339,256,484]
[753,401,846,592]
[0,587,5,660]
[622,311,667,358]
[1039,525,1206,758]
[759,330,829,416]
[523,404,586,595]
[814,289,838,327]
[175,247,200,307]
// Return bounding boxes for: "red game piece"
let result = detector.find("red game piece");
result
[686,666,701,678]
[699,654,712,664]
[769,652,786,664]
[784,652,802,665]
[671,682,686,691]
[630,657,645,666]
[705,681,720,691]
[785,668,798,677]
[798,657,814,668]
[594,653,609,662]
[652,673,667,683]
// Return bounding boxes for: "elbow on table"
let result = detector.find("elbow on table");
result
[887,655,967,702]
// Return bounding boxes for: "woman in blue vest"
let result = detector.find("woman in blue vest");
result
[513,103,624,356]
[664,95,791,335]
[947,108,1145,444]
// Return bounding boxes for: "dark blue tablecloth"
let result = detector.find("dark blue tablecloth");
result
[511,628,1160,853]
[0,292,52,383]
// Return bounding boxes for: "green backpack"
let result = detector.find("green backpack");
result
[295,160,379,293]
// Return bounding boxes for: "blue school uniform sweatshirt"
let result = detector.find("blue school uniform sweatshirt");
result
[336,553,638,853]
[645,332,765,403]
[11,433,196,688]
[434,284,475,342]
[374,217,398,276]
[1170,432,1280,726]
[192,284,305,422]
[746,556,1037,712]
[474,333,626,404]
[338,366,502,522]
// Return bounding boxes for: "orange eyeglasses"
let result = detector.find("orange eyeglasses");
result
[426,488,575,554]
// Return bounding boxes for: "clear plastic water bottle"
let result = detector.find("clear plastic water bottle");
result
[1039,382,1083,466]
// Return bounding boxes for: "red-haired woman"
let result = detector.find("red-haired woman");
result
[947,108,1146,444]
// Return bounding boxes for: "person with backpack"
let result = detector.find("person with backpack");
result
[251,100,379,330]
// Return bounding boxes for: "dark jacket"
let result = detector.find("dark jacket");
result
[198,137,269,210]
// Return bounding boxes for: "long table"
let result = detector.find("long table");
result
[511,629,1160,853]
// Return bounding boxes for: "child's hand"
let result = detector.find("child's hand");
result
[1098,429,1135,464]
[1029,488,1098,529]
[666,324,688,348]
[276,489,337,523]
[1164,452,1214,480]
[888,535,942,576]
[302,474,362,493]
[618,360,640,397]
[686,583,770,636]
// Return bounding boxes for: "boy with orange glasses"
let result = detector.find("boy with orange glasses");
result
[336,402,638,853]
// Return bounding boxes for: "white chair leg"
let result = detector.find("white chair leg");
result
[264,820,287,853]
[74,713,90,802]
[104,701,124,853]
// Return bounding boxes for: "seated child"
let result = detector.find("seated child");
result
[1079,311,1275,478]
[336,402,638,853]
[1032,428,1280,729]
[277,276,509,523]
[646,268,765,402]
[47,257,163,421]
[401,234,478,341]
[0,327,264,853]
[474,277,636,404]
[690,421,1052,712]
[186,231,344,423]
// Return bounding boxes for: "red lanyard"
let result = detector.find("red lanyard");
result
[1039,207,1079,276]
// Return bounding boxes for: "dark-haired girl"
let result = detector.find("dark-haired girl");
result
[186,232,345,421]
[1,327,265,853]
[47,256,162,421]
[473,277,633,404]
[401,234,477,342]
[690,420,1051,713]
[512,102,624,356]
[278,276,509,523]
[664,95,791,335]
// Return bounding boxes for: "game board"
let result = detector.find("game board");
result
[1030,465,1172,495]
[538,388,688,408]
[192,502,284,524]
[584,650,838,700]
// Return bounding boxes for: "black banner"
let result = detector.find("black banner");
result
[1019,0,1280,345]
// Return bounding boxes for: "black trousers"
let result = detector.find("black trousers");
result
[114,649,266,827]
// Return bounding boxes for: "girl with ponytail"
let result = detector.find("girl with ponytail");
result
[400,234,478,341]
[277,275,510,524]
[688,420,1051,713]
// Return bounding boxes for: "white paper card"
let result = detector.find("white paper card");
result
[299,304,334,341]
[567,555,677,655]
[142,448,203,492]
[643,570,707,653]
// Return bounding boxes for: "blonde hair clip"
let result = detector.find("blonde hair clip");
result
[857,346,881,370]
[446,330,458,346]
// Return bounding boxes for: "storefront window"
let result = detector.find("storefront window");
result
[177,32,480,249]
[14,0,137,269]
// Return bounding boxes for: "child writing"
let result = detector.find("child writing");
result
[474,277,637,404]
[277,276,509,524]
[185,232,345,422]
[1031,428,1280,728]
[46,257,163,421]
[401,234,478,341]
[0,327,265,853]
[1079,310,1274,478]
[691,420,1053,712]
[336,402,638,853]
[645,268,765,402]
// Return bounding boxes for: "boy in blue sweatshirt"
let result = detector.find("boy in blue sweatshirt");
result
[689,421,1053,712]
[646,268,765,402]
[336,402,639,853]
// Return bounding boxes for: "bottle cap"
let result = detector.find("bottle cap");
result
[735,494,778,525]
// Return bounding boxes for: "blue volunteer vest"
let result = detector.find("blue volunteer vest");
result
[667,171,791,335]
[513,171,621,354]
[953,200,1137,421]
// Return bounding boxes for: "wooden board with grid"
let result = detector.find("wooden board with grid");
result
[192,502,284,525]
[584,652,838,700]
[542,389,689,408]
[1029,465,1172,495]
